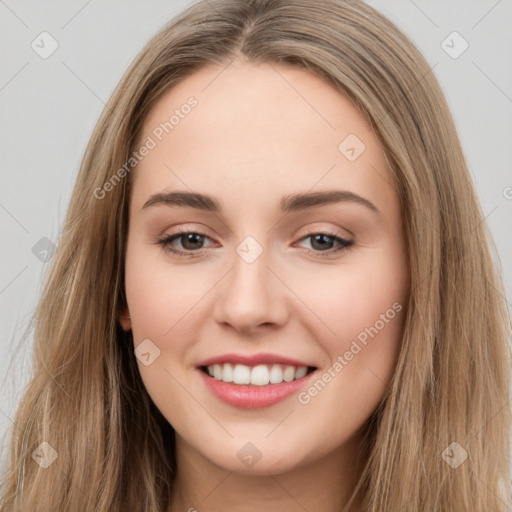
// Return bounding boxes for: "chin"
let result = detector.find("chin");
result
[202,440,312,476]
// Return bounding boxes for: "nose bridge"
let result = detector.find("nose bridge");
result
[213,235,288,331]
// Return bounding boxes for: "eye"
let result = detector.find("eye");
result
[155,228,354,259]
[296,232,354,258]
[156,228,215,258]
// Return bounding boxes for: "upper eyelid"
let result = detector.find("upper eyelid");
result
[164,229,352,247]
[164,222,352,240]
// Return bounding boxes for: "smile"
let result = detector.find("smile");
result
[202,363,316,386]
[197,364,318,409]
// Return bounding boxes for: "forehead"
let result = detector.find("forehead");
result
[130,60,396,216]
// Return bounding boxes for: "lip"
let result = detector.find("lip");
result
[195,352,315,368]
[197,367,317,409]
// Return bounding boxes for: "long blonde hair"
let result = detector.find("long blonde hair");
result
[1,0,510,510]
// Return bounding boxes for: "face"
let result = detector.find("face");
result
[121,60,409,475]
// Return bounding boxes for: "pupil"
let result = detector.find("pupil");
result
[311,234,332,251]
[183,233,203,249]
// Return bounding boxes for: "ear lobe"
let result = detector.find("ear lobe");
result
[119,304,132,331]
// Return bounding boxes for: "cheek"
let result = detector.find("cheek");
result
[294,249,407,346]
[124,244,219,392]
[124,240,208,338]
[123,247,209,425]
[293,245,408,410]
[292,257,407,446]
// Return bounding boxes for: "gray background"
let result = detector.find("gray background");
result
[1,0,511,468]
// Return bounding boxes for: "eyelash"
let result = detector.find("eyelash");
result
[156,227,354,259]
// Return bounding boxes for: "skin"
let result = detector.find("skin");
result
[119,59,409,512]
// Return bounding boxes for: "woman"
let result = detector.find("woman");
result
[1,0,510,510]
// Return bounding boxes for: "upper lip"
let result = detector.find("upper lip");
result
[196,353,316,368]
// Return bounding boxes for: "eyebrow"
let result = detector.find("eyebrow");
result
[141,190,379,214]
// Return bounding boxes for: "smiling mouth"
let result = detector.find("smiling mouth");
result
[199,363,317,386]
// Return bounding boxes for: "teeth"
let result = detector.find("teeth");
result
[233,364,251,384]
[283,366,295,382]
[222,363,234,382]
[213,364,222,380]
[250,365,269,386]
[206,363,311,385]
[295,366,308,379]
[269,364,283,384]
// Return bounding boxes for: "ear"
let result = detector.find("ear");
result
[119,303,132,331]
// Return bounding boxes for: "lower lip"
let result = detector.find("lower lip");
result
[197,368,316,409]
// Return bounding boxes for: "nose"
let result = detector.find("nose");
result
[212,245,289,334]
